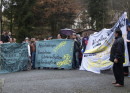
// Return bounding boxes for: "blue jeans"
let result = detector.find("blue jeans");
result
[31,52,36,69]
[73,52,79,69]
[75,52,79,68]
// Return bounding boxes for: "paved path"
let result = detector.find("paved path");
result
[0,70,130,93]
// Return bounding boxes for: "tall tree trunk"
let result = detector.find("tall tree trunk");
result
[51,21,57,37]
[10,6,13,33]
[0,0,2,34]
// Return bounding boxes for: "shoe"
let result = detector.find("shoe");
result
[112,82,117,84]
[115,84,124,87]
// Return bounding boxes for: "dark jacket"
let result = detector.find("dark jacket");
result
[110,36,125,63]
[127,31,130,40]
[1,35,9,43]
[74,40,81,52]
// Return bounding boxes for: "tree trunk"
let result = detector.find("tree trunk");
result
[10,7,13,33]
[51,21,57,38]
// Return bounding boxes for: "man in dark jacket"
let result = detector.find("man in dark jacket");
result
[110,29,125,87]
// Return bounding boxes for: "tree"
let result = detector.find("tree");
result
[2,0,21,34]
[112,0,130,19]
[2,0,82,40]
[34,0,81,36]
[14,0,36,42]
[0,0,2,34]
[87,0,108,30]
[2,0,36,42]
[80,10,91,29]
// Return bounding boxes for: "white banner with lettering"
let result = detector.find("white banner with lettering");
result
[80,12,129,74]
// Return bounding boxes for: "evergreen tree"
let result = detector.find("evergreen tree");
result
[3,0,81,40]
[13,0,36,42]
[34,0,81,36]
[3,0,36,42]
[87,0,108,30]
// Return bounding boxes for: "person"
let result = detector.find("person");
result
[13,38,17,43]
[57,34,62,39]
[9,38,13,43]
[123,24,130,76]
[48,36,52,40]
[23,37,31,57]
[76,34,82,66]
[24,37,30,43]
[37,39,40,41]
[8,32,12,38]
[5,32,10,43]
[1,32,9,43]
[30,38,36,69]
[72,33,81,69]
[0,41,3,44]
[1,31,6,42]
[124,19,130,77]
[57,34,67,39]
[110,29,125,87]
[76,34,82,43]
[82,33,89,52]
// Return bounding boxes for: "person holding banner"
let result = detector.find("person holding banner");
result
[57,34,67,39]
[48,36,53,40]
[30,38,36,69]
[13,38,17,43]
[126,24,130,77]
[110,29,125,87]
[9,38,13,43]
[72,33,81,69]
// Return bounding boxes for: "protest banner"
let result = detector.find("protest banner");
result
[0,43,29,73]
[80,12,129,74]
[35,39,74,69]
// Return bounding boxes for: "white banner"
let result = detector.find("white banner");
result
[80,12,129,74]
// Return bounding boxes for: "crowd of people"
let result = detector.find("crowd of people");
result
[0,31,89,70]
[0,24,130,87]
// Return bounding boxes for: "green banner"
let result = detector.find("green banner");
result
[35,39,74,69]
[0,43,29,73]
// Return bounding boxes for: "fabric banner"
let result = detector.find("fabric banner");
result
[80,12,129,74]
[0,43,29,74]
[35,39,74,69]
